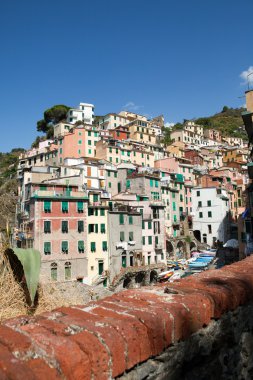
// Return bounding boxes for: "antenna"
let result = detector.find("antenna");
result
[247,72,253,91]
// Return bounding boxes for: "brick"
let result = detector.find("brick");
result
[0,325,32,354]
[0,343,36,380]
[20,325,91,380]
[26,358,61,380]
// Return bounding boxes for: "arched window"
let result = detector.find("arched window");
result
[65,261,71,280]
[51,263,57,281]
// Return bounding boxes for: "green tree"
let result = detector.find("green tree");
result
[36,105,70,138]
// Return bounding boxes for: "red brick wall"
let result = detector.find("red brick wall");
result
[0,257,253,378]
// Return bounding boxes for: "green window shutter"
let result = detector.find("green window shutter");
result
[93,194,99,202]
[88,208,93,216]
[172,192,175,199]
[40,185,47,191]
[78,220,84,232]
[88,131,91,136]
[88,140,91,145]
[142,220,145,229]
[101,223,106,233]
[208,211,212,217]
[122,256,126,268]
[44,221,51,233]
[62,221,68,233]
[173,202,176,211]
[148,221,152,229]
[155,180,159,188]
[100,208,105,216]
[95,224,98,233]
[180,194,183,202]
[91,242,96,252]
[108,171,111,177]
[129,232,134,241]
[44,201,51,213]
[102,241,107,251]
[199,212,203,218]
[155,236,158,245]
[126,180,130,189]
[78,240,84,253]
[62,241,68,253]
[120,231,125,241]
[109,147,112,153]
[150,179,154,187]
[94,209,98,216]
[207,200,211,206]
[148,236,152,245]
[62,201,68,212]
[77,201,84,212]
[108,182,111,188]
[142,236,145,245]
[88,224,92,233]
[119,214,124,224]
[44,242,51,254]
[129,215,133,225]
[114,172,117,178]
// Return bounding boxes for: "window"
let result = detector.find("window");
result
[120,231,125,241]
[88,140,92,145]
[142,220,145,229]
[148,221,152,229]
[100,223,106,233]
[100,208,105,216]
[65,262,71,280]
[102,241,107,251]
[88,224,98,233]
[62,221,68,233]
[114,172,117,178]
[119,214,124,224]
[78,220,84,233]
[142,236,145,245]
[129,215,133,225]
[62,201,68,213]
[90,242,96,252]
[77,201,84,213]
[172,202,176,211]
[208,225,212,234]
[78,240,84,253]
[199,212,203,218]
[207,200,211,207]
[208,211,212,218]
[78,140,82,145]
[148,236,152,245]
[93,194,99,202]
[198,201,202,207]
[155,180,159,188]
[129,232,134,241]
[44,201,51,213]
[126,179,130,189]
[180,194,183,202]
[172,192,175,199]
[44,242,51,255]
[150,179,154,187]
[51,263,57,281]
[88,131,91,136]
[108,182,112,188]
[44,221,51,233]
[62,241,68,254]
[197,191,200,197]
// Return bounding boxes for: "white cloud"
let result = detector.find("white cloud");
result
[164,122,175,128]
[240,66,253,86]
[122,101,143,111]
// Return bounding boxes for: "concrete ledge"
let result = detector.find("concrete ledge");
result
[1,257,253,379]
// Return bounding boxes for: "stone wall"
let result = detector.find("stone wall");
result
[1,257,253,379]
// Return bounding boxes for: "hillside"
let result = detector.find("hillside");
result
[172,106,247,139]
[0,149,24,232]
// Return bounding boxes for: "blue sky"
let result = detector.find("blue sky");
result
[0,0,252,152]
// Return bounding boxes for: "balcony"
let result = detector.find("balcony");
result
[116,242,128,250]
[150,199,164,207]
[32,190,88,199]
[128,241,136,246]
[100,191,111,199]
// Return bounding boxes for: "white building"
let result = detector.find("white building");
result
[67,102,94,125]
[192,187,230,246]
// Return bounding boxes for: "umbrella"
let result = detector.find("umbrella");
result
[223,239,239,248]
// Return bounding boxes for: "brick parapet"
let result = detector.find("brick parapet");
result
[1,257,253,379]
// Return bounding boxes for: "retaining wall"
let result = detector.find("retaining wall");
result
[1,257,253,379]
